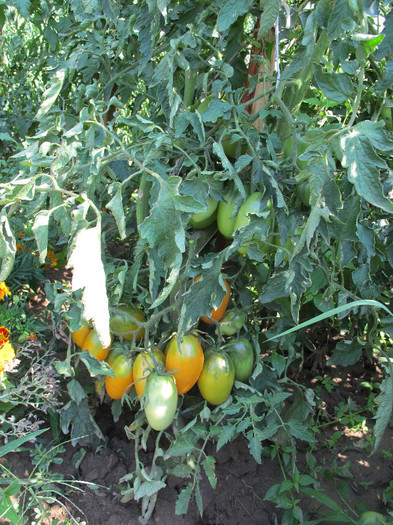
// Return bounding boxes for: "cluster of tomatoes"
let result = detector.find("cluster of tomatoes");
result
[190,183,276,256]
[71,280,254,432]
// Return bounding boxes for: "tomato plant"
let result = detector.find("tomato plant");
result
[71,321,92,348]
[144,374,178,431]
[197,348,235,405]
[165,334,204,395]
[133,349,166,398]
[82,329,111,362]
[189,196,218,230]
[105,354,134,400]
[225,338,254,382]
[110,304,145,342]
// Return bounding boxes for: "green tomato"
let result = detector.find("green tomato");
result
[283,135,308,169]
[295,180,311,206]
[233,192,274,256]
[189,196,218,229]
[221,132,248,159]
[225,338,254,382]
[357,511,386,525]
[218,309,247,336]
[197,349,235,405]
[144,374,178,431]
[381,106,392,131]
[217,187,243,239]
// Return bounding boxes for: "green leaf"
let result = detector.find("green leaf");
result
[327,338,365,366]
[175,484,193,515]
[202,456,216,489]
[68,226,111,348]
[287,419,316,443]
[0,214,16,282]
[258,0,281,40]
[216,424,236,451]
[314,65,354,102]
[36,68,66,119]
[106,187,126,240]
[67,379,87,404]
[371,367,393,454]
[0,429,47,458]
[134,479,166,500]
[80,351,115,377]
[341,124,393,214]
[217,0,253,32]
[327,0,356,40]
[301,487,350,517]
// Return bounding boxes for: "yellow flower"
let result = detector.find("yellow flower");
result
[0,282,11,300]
[44,250,58,270]
[0,340,15,374]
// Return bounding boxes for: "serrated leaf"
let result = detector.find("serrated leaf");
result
[36,68,66,119]
[216,424,236,451]
[0,214,16,282]
[106,187,126,240]
[341,125,393,214]
[371,367,393,454]
[68,226,111,348]
[67,379,87,404]
[79,351,115,377]
[314,65,354,102]
[134,479,166,500]
[175,484,193,515]
[287,419,316,443]
[327,338,365,366]
[165,439,195,458]
[248,433,263,464]
[258,0,281,40]
[202,456,216,488]
[217,0,253,32]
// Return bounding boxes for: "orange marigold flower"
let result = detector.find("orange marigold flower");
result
[0,340,15,374]
[0,327,10,343]
[29,332,38,341]
[19,231,24,238]
[16,243,22,252]
[0,282,11,300]
[44,250,58,270]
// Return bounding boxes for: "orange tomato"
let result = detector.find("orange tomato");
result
[165,334,204,394]
[194,275,231,324]
[82,329,111,361]
[71,321,92,347]
[105,354,134,400]
[133,349,166,398]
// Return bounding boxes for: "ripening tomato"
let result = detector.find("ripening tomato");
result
[144,374,178,431]
[71,321,92,348]
[105,354,134,400]
[217,186,243,239]
[133,349,166,398]
[165,334,204,394]
[357,511,386,525]
[82,329,111,361]
[197,349,235,405]
[233,192,274,256]
[194,274,231,324]
[110,304,145,342]
[218,309,247,336]
[189,196,218,230]
[225,338,254,382]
